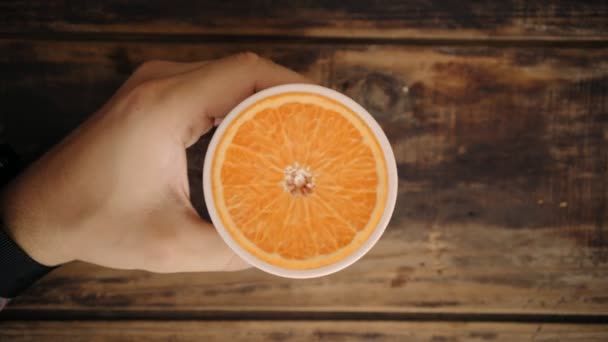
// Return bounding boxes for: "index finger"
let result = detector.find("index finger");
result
[173,52,313,145]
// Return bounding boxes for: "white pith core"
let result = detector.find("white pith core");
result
[283,162,315,196]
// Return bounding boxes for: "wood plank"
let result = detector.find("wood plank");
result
[0,40,607,315]
[1,321,608,341]
[0,40,331,162]
[1,1,608,40]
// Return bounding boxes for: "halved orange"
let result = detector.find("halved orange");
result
[205,84,395,274]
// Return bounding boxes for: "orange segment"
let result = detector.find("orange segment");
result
[212,92,388,269]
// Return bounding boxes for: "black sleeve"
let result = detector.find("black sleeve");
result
[0,144,56,299]
[0,226,56,298]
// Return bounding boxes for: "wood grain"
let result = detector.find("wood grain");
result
[1,1,607,40]
[0,40,331,162]
[1,321,608,341]
[1,40,607,316]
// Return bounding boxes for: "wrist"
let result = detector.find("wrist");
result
[0,144,58,298]
[0,214,58,298]
[1,173,68,267]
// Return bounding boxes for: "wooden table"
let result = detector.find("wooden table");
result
[1,1,607,340]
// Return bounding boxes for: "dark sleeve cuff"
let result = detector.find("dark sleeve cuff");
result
[0,143,56,299]
[0,227,56,298]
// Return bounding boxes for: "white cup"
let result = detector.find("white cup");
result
[203,84,398,278]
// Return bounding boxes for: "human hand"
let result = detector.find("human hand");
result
[0,53,309,272]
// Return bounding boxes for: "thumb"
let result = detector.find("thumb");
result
[159,207,251,273]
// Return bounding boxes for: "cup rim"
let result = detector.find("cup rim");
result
[203,83,398,278]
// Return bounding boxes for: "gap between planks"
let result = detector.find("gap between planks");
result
[1,32,608,48]
[2,309,608,324]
